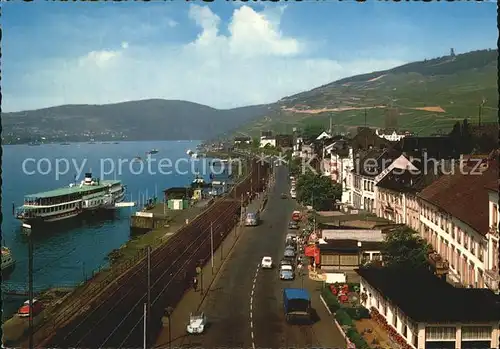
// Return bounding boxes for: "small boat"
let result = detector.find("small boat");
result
[18,299,44,318]
[1,246,16,273]
[133,156,143,162]
[147,149,159,155]
[113,142,120,144]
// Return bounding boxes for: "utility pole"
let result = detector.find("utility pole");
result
[28,230,34,349]
[220,233,224,260]
[147,245,151,347]
[364,108,367,128]
[143,303,147,349]
[210,222,214,274]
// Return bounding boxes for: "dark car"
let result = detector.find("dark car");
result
[288,221,299,230]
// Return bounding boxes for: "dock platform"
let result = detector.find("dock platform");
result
[130,200,212,234]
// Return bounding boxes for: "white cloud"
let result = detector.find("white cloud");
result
[4,5,405,112]
[167,19,178,28]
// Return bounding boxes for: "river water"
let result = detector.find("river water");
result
[1,140,233,320]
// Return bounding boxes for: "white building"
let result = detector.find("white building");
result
[376,128,410,142]
[485,184,499,291]
[351,149,411,213]
[417,160,499,291]
[292,137,303,158]
[259,137,276,148]
[358,267,500,349]
[316,131,332,141]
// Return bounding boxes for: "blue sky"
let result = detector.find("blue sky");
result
[2,1,496,112]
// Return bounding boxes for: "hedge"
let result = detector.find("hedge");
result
[321,287,370,349]
[343,306,370,320]
[321,287,340,313]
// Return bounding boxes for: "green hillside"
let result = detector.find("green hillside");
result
[237,49,498,137]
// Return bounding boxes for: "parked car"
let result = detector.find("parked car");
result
[18,299,43,318]
[280,258,293,268]
[245,212,260,226]
[261,256,273,269]
[279,265,295,280]
[291,211,301,222]
[284,248,296,259]
[186,312,207,334]
[288,221,299,230]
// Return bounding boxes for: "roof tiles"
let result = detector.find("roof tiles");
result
[418,159,498,235]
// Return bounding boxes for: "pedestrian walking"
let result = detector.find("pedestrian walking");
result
[193,276,198,291]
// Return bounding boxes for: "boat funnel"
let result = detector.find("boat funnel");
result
[84,173,92,184]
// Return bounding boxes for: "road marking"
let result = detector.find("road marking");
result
[250,265,259,349]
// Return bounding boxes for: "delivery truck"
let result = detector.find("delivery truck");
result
[283,288,311,323]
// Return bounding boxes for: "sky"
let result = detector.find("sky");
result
[1,1,497,112]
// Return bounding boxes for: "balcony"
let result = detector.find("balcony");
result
[484,268,499,292]
[427,252,449,276]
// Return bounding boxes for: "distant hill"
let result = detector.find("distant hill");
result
[1,99,271,144]
[238,49,498,137]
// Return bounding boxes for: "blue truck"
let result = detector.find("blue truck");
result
[283,288,311,323]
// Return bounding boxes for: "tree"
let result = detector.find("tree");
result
[301,123,325,141]
[296,172,342,210]
[381,227,431,270]
[289,157,302,176]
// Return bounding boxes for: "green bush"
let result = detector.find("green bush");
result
[348,330,370,349]
[334,309,353,327]
[344,306,370,320]
[321,287,340,313]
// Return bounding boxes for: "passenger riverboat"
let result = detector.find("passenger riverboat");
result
[15,172,126,228]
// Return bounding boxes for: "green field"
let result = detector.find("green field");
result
[235,50,498,137]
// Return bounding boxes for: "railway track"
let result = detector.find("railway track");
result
[40,159,269,348]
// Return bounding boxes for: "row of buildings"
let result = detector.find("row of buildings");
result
[290,126,499,293]
[289,127,500,349]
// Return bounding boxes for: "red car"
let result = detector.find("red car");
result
[291,211,301,222]
[18,299,43,318]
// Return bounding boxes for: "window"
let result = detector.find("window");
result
[425,327,456,340]
[402,325,408,338]
[478,246,484,262]
[461,326,492,340]
[464,234,469,250]
[493,204,498,227]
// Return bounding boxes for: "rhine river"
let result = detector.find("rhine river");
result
[1,140,227,320]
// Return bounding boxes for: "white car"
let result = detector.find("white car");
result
[261,256,273,269]
[186,312,207,334]
[290,191,296,199]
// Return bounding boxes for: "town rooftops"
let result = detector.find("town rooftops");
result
[376,160,448,193]
[357,267,500,323]
[418,159,498,235]
[352,148,402,177]
[234,136,251,142]
[392,136,459,159]
[319,240,384,252]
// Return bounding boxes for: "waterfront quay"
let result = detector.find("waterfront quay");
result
[7,157,270,348]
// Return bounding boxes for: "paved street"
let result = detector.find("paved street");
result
[162,165,346,349]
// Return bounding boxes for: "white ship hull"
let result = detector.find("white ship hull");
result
[16,174,128,229]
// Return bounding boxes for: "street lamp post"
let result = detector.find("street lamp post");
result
[28,228,34,349]
[198,259,204,295]
[164,306,174,348]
